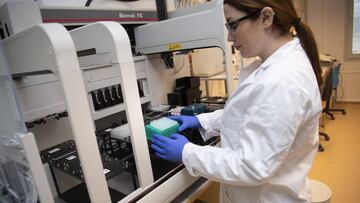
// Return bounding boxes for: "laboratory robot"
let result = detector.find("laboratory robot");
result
[0,0,235,202]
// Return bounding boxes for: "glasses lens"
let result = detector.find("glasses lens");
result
[225,21,239,33]
[225,23,233,32]
[225,10,261,33]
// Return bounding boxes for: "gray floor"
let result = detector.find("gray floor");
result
[107,172,137,195]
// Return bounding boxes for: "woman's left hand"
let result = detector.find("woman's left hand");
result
[151,133,189,163]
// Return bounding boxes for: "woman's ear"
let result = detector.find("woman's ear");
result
[260,7,275,28]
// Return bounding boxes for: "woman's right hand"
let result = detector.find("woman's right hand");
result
[168,115,201,132]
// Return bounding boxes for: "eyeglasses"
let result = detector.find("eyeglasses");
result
[225,10,261,33]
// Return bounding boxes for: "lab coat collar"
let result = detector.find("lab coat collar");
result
[257,37,301,72]
[244,37,300,81]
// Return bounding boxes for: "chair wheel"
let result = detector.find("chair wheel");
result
[331,117,335,120]
[342,111,346,115]
[318,145,324,152]
[325,136,330,141]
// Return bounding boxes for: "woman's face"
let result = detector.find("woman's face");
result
[224,4,265,58]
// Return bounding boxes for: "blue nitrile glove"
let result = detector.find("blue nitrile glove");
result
[151,134,189,163]
[168,115,201,132]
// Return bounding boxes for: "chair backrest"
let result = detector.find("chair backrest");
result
[322,66,334,101]
[332,63,341,88]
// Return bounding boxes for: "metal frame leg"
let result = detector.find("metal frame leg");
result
[319,132,330,141]
[325,111,335,120]
[329,108,346,115]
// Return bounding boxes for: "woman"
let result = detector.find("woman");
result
[151,0,322,202]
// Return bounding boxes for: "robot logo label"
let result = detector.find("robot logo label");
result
[118,12,143,19]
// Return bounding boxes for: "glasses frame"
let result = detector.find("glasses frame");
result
[225,10,261,32]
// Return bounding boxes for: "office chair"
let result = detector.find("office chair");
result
[322,64,347,120]
[318,67,333,152]
[330,63,346,115]
[322,66,336,120]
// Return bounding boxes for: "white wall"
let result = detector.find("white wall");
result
[306,0,360,101]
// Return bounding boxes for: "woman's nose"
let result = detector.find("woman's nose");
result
[227,32,234,42]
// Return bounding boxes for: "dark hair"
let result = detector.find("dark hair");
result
[224,0,323,89]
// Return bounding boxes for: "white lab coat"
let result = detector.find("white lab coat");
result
[182,38,322,203]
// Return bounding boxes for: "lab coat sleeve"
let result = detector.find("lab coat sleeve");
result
[182,81,312,186]
[196,109,223,141]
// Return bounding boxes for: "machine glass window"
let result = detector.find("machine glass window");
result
[352,0,360,54]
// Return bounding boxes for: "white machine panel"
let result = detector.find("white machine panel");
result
[135,0,227,54]
[11,52,150,122]
[0,1,42,37]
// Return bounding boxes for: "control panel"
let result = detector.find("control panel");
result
[81,55,150,120]
[91,84,124,111]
